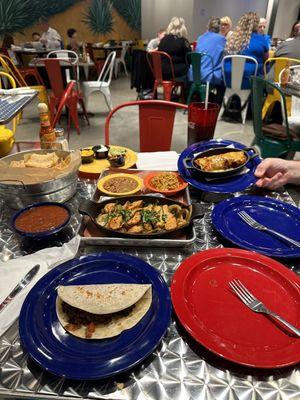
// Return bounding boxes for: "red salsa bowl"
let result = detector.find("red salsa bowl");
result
[12,202,71,238]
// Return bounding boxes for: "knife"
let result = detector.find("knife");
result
[0,264,40,313]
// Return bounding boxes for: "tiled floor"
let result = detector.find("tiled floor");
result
[12,74,300,204]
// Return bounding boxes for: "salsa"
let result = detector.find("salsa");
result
[15,205,69,233]
[103,177,138,193]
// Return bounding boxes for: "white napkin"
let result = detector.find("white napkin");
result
[0,88,36,96]
[0,235,80,337]
[137,151,179,171]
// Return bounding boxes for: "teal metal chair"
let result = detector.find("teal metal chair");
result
[250,76,300,158]
[186,52,214,104]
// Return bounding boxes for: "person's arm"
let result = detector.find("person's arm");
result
[255,158,300,189]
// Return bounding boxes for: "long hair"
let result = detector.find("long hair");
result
[225,12,259,54]
[166,17,188,39]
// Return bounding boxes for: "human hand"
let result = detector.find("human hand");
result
[254,158,291,189]
[40,38,47,45]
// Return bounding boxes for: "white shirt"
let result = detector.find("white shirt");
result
[41,27,61,50]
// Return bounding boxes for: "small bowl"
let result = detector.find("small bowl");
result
[97,173,143,196]
[12,202,71,238]
[92,145,109,159]
[108,154,126,167]
[144,172,188,196]
[81,148,94,164]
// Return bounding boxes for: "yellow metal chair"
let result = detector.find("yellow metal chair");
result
[262,57,300,119]
[0,54,49,107]
[0,72,17,157]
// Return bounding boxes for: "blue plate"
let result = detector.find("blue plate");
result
[12,202,71,238]
[178,139,261,193]
[19,252,171,380]
[212,195,300,258]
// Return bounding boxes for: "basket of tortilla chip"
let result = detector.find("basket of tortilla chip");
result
[0,149,81,209]
[56,283,152,339]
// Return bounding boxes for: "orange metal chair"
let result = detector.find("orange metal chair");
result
[33,58,89,136]
[104,100,188,152]
[146,51,185,102]
[263,57,300,119]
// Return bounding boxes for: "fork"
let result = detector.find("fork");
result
[229,279,300,337]
[238,210,300,248]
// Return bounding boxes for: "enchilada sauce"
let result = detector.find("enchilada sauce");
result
[15,205,69,233]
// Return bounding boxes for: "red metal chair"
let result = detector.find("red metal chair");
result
[104,100,188,152]
[33,58,89,136]
[146,51,185,102]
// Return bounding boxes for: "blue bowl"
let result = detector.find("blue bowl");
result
[12,202,71,239]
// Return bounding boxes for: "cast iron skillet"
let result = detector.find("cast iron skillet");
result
[183,147,259,178]
[79,195,206,238]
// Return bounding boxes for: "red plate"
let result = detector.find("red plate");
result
[171,248,300,368]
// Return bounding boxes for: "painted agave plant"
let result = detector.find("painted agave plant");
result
[113,0,141,32]
[0,0,81,36]
[83,0,114,35]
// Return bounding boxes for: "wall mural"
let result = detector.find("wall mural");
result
[0,0,141,37]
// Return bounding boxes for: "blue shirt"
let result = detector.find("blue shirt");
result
[189,31,226,85]
[241,32,269,75]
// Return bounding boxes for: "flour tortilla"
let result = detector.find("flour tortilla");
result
[56,285,152,340]
[57,284,151,314]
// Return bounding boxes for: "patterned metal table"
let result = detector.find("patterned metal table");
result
[0,179,299,400]
[0,92,38,125]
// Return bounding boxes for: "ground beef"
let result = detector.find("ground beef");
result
[61,301,134,325]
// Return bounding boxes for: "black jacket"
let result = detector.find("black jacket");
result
[158,34,190,78]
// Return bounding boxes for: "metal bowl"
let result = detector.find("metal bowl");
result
[0,150,78,209]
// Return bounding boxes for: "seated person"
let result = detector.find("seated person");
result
[255,158,300,190]
[147,29,166,52]
[275,23,300,59]
[39,17,62,50]
[220,16,233,39]
[189,17,226,85]
[66,28,82,54]
[258,17,271,47]
[290,21,300,38]
[32,32,41,42]
[225,12,269,76]
[158,16,190,80]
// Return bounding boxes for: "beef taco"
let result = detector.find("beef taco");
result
[56,284,152,339]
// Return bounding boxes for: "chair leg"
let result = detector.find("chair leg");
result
[122,60,128,76]
[102,88,113,111]
[80,99,90,125]
[68,100,80,135]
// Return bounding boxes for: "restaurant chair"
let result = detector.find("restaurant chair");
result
[278,65,300,134]
[0,72,17,157]
[262,57,300,119]
[0,54,49,119]
[104,100,188,151]
[186,52,214,104]
[220,55,258,124]
[114,43,129,78]
[47,50,79,82]
[81,51,116,112]
[32,58,89,136]
[250,76,300,158]
[147,51,185,102]
[86,43,105,75]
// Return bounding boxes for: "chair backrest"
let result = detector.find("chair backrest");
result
[222,55,258,90]
[104,100,188,152]
[186,52,214,84]
[278,65,300,117]
[119,43,129,60]
[33,58,66,98]
[97,51,116,85]
[47,50,79,65]
[0,71,17,134]
[250,76,291,142]
[0,55,27,87]
[51,81,75,128]
[264,57,300,82]
[147,51,175,83]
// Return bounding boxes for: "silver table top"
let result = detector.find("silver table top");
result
[0,179,299,400]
